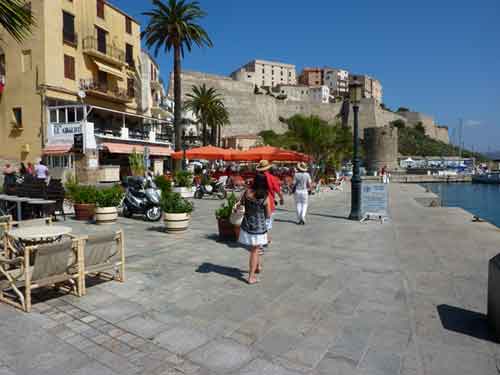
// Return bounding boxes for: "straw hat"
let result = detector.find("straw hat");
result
[256,160,273,172]
[297,162,308,172]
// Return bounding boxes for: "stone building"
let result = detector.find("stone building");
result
[273,84,310,101]
[364,126,399,173]
[0,0,173,182]
[324,68,349,98]
[230,59,296,88]
[350,74,383,103]
[309,86,330,104]
[298,67,323,86]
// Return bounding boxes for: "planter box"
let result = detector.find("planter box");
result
[217,218,240,241]
[164,212,190,233]
[95,206,118,224]
[98,165,120,183]
[172,186,195,199]
[74,203,95,221]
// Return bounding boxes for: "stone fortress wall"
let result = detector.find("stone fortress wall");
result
[173,71,449,143]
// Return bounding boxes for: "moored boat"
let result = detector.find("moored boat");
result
[472,173,500,184]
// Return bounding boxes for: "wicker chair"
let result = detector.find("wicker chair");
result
[77,230,125,295]
[0,238,83,312]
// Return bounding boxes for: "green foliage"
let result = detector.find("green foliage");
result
[215,193,238,220]
[65,183,98,205]
[160,192,193,214]
[398,126,488,161]
[174,170,193,187]
[154,175,172,195]
[129,150,145,176]
[95,185,124,208]
[0,0,36,43]
[390,119,406,129]
[397,107,410,113]
[414,122,426,134]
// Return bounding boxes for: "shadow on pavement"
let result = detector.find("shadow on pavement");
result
[196,262,247,283]
[437,304,498,343]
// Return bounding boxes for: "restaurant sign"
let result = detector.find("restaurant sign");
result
[50,123,83,139]
[361,183,389,222]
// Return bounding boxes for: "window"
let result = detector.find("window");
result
[96,0,105,19]
[62,11,76,45]
[127,78,134,97]
[125,43,134,66]
[64,55,75,80]
[98,71,107,90]
[13,107,22,127]
[125,17,132,34]
[96,26,107,54]
[21,50,32,72]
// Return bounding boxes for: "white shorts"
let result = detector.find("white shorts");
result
[239,228,268,247]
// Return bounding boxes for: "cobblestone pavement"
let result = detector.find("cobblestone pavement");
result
[0,185,498,374]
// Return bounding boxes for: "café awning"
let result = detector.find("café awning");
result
[43,144,72,155]
[101,142,172,156]
[94,61,124,80]
[170,145,235,160]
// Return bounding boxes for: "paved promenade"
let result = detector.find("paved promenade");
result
[0,184,498,374]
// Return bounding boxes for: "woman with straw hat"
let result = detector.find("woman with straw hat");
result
[293,162,312,225]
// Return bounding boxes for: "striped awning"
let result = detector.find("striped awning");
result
[101,142,172,156]
[94,61,124,80]
[43,144,72,155]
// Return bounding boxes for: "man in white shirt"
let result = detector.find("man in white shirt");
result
[34,161,49,182]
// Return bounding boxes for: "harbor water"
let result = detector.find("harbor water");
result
[422,182,500,227]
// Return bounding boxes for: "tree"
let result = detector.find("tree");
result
[415,121,426,134]
[390,119,406,129]
[0,0,35,43]
[142,0,212,158]
[184,84,229,146]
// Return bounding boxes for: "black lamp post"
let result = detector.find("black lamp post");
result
[349,80,363,221]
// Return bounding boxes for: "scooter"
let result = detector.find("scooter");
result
[194,180,227,200]
[122,176,162,221]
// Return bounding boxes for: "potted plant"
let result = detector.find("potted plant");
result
[65,182,97,221]
[172,170,194,198]
[161,192,193,233]
[215,193,241,241]
[95,185,124,224]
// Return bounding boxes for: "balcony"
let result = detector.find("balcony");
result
[82,36,125,67]
[63,30,78,47]
[80,79,133,104]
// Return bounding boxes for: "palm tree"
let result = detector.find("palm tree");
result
[184,84,229,146]
[0,0,35,43]
[142,0,212,157]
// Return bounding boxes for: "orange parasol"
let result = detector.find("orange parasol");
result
[170,145,236,160]
[229,146,312,162]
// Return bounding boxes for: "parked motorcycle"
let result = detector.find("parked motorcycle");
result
[194,179,227,200]
[122,176,162,221]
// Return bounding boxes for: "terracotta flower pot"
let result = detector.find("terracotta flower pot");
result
[74,203,95,221]
[164,212,191,233]
[217,218,240,241]
[95,206,118,224]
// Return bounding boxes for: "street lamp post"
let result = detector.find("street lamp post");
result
[349,80,363,221]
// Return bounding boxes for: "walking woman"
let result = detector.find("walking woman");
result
[293,162,312,225]
[239,173,271,284]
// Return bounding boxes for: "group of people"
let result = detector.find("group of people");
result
[2,160,50,190]
[238,160,312,284]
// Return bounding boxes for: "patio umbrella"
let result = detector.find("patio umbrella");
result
[230,146,312,162]
[170,145,235,160]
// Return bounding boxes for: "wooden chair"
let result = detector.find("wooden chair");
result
[0,215,12,253]
[77,230,125,295]
[0,238,83,312]
[4,218,52,258]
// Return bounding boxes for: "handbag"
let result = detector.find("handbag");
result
[230,202,245,225]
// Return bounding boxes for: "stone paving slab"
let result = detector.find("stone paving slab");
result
[0,185,498,374]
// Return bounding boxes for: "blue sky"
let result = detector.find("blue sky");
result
[117,0,500,151]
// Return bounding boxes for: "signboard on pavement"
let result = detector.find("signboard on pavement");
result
[73,133,84,153]
[361,183,389,222]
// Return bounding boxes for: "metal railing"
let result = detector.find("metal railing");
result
[82,36,125,63]
[80,79,133,101]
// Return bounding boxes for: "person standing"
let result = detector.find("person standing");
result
[34,160,49,182]
[256,160,284,246]
[238,173,271,285]
[293,162,312,225]
[26,162,34,175]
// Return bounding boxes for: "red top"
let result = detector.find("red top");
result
[264,171,281,213]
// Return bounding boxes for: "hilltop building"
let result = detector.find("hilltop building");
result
[350,74,383,103]
[323,68,349,98]
[298,67,323,86]
[0,0,173,182]
[230,59,296,88]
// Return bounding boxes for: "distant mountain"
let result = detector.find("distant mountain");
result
[484,152,500,160]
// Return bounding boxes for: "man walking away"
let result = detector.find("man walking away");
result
[293,162,312,225]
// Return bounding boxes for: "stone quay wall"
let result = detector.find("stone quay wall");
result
[173,71,449,142]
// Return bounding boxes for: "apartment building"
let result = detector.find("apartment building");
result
[309,86,330,104]
[298,67,323,86]
[0,0,173,182]
[323,68,349,98]
[140,50,171,120]
[350,74,383,103]
[230,59,296,88]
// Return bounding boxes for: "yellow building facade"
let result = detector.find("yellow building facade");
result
[0,0,142,164]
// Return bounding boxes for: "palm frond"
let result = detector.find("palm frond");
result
[0,0,35,43]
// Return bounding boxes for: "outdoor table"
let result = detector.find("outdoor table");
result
[1,196,31,220]
[27,200,57,218]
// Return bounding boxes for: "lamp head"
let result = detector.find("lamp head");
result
[349,80,362,104]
